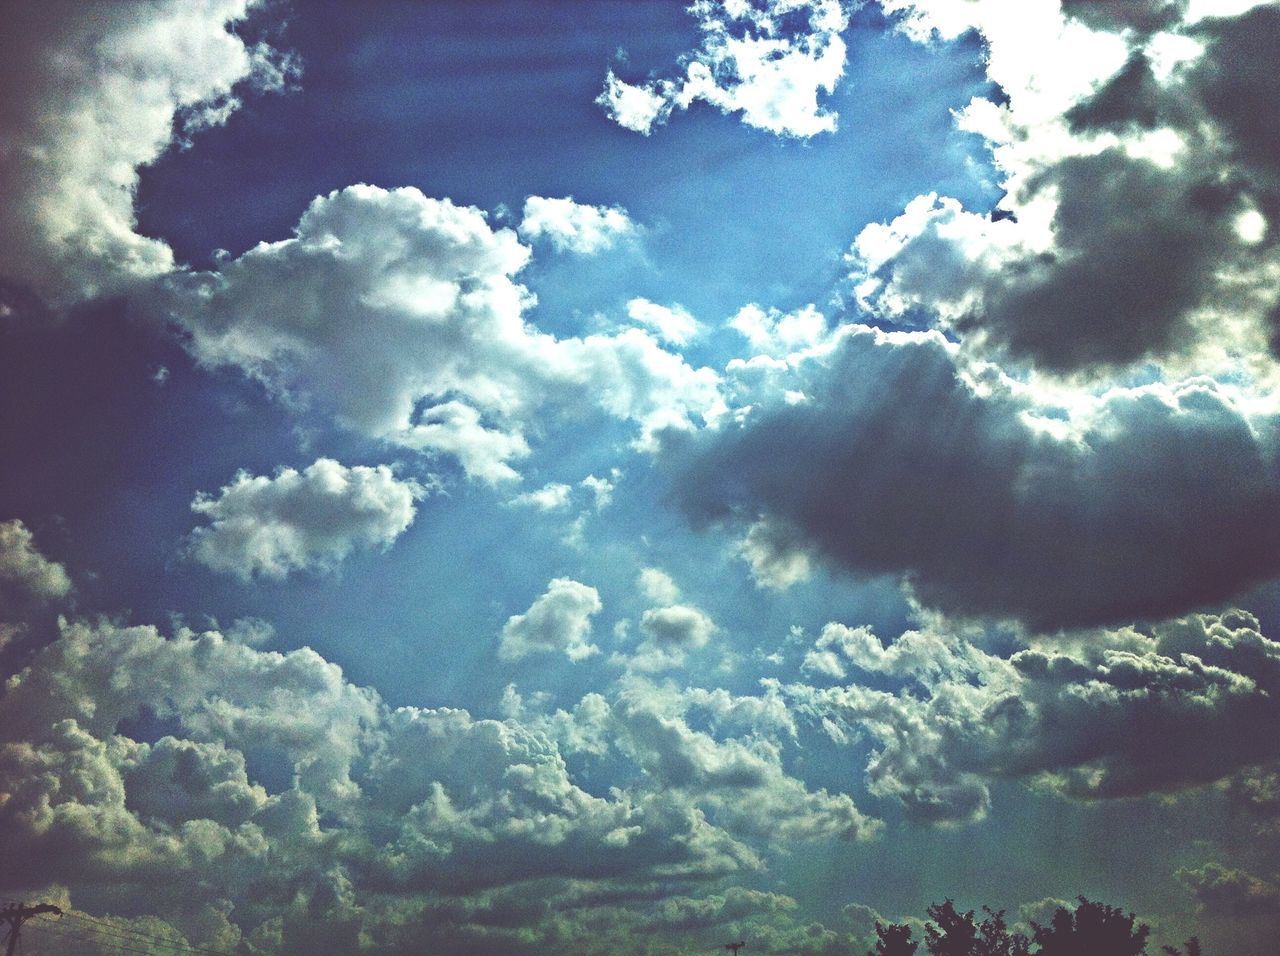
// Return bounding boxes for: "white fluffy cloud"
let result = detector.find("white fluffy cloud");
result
[187,458,421,581]
[627,298,699,346]
[156,185,720,483]
[599,0,850,138]
[518,196,636,255]
[0,0,292,304]
[498,578,603,662]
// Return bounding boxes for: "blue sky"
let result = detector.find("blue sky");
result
[4,1,1280,954]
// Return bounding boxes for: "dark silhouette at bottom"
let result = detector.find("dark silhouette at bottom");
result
[868,896,1201,956]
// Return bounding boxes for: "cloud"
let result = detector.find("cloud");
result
[0,615,759,911]
[624,604,718,673]
[508,482,574,511]
[729,303,828,357]
[498,578,603,662]
[0,518,71,652]
[155,185,720,483]
[627,298,699,347]
[1178,863,1280,916]
[597,69,672,134]
[638,568,681,605]
[0,0,292,305]
[599,0,850,138]
[853,0,1280,373]
[787,609,1280,824]
[545,680,879,848]
[0,518,71,608]
[518,196,636,255]
[675,323,1280,629]
[737,515,814,590]
[186,458,421,581]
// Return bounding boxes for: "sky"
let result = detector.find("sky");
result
[3,1,1280,953]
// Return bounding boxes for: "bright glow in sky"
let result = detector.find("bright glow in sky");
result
[4,1,1280,953]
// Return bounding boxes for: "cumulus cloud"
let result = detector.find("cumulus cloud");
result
[737,515,814,590]
[544,680,878,848]
[155,185,720,483]
[787,609,1280,824]
[498,578,603,662]
[187,458,421,581]
[0,0,292,304]
[508,482,573,511]
[599,0,851,138]
[627,298,699,346]
[853,0,1280,373]
[518,196,636,255]
[728,302,828,357]
[0,518,71,608]
[625,604,719,673]
[0,615,760,916]
[676,323,1280,629]
[0,518,71,652]
[638,567,681,605]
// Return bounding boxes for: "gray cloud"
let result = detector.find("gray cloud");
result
[187,458,421,581]
[787,609,1280,823]
[623,604,718,673]
[1178,862,1280,917]
[675,324,1280,629]
[543,679,879,847]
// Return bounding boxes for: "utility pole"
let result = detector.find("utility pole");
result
[725,942,746,955]
[2,902,62,956]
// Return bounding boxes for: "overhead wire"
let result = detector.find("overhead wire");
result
[30,912,236,956]
[25,919,176,956]
[52,911,236,956]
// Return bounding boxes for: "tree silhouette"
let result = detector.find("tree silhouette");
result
[976,906,1031,956]
[1031,897,1150,956]
[926,900,979,956]
[868,895,1184,956]
[920,900,1029,956]
[869,921,919,956]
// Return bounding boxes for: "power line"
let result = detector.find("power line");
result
[2,903,61,956]
[50,912,235,956]
[26,919,179,956]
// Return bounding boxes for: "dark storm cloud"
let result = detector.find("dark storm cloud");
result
[957,150,1245,370]
[1059,0,1187,34]
[858,1,1280,374]
[1065,53,1163,131]
[1190,5,1280,190]
[1178,863,1280,917]
[674,326,1280,629]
